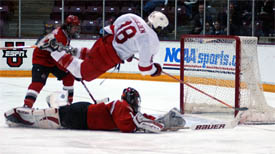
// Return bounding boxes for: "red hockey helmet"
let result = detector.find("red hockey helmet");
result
[64,15,80,38]
[66,15,80,26]
[121,87,141,113]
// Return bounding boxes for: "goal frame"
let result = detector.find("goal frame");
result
[180,35,241,116]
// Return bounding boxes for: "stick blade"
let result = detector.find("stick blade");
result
[190,122,236,130]
[235,107,249,111]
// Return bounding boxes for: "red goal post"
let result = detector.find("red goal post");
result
[179,35,275,123]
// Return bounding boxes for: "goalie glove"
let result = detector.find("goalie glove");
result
[155,108,186,131]
[131,112,164,133]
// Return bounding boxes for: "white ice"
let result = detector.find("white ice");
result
[1,77,275,154]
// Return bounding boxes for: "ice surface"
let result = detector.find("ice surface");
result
[1,77,275,154]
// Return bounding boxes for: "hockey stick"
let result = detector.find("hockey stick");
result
[173,120,238,130]
[0,45,37,50]
[164,114,242,131]
[80,80,110,104]
[191,110,244,130]
[80,80,97,104]
[172,110,243,131]
[133,57,248,111]
[161,71,248,111]
[189,120,238,130]
[99,67,117,85]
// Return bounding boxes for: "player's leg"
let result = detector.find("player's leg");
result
[80,35,123,81]
[62,74,74,104]
[50,35,122,81]
[24,64,49,108]
[4,107,61,129]
[51,66,75,105]
[58,102,91,129]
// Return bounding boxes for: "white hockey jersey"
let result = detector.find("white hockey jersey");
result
[104,13,160,75]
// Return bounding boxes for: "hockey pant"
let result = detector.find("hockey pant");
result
[24,64,74,108]
[58,102,91,130]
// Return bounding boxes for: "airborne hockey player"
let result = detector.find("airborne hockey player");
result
[48,11,169,82]
[23,15,80,108]
[5,87,185,133]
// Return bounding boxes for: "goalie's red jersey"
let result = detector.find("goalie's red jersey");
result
[33,27,70,67]
[86,100,137,132]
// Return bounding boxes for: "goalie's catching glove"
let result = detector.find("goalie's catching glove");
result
[155,108,186,131]
[131,112,164,133]
[151,63,162,77]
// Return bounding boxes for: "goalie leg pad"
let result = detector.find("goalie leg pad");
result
[156,108,186,131]
[32,108,62,129]
[4,107,62,129]
[4,108,33,127]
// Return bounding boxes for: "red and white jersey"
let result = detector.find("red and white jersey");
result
[86,99,137,132]
[50,14,161,80]
[33,27,70,67]
[104,13,160,75]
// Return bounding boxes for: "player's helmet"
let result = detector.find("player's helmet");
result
[148,11,169,29]
[44,23,54,34]
[121,87,141,113]
[64,15,80,38]
[66,15,80,26]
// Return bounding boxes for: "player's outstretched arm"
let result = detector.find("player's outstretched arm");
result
[131,112,164,133]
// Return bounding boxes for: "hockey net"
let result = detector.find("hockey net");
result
[180,35,275,124]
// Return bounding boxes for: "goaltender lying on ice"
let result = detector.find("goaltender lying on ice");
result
[4,87,185,133]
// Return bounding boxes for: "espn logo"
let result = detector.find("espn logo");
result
[2,42,27,67]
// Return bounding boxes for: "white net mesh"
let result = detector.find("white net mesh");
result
[239,37,275,124]
[181,36,275,123]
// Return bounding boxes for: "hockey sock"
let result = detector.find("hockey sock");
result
[62,74,74,104]
[24,82,44,108]
[63,86,74,104]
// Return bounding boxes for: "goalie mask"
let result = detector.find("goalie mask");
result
[63,15,80,38]
[147,11,169,30]
[121,87,141,113]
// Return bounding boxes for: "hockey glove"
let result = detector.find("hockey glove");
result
[131,112,164,133]
[126,55,134,62]
[155,108,186,131]
[151,63,162,77]
[63,46,79,57]
[39,38,60,52]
